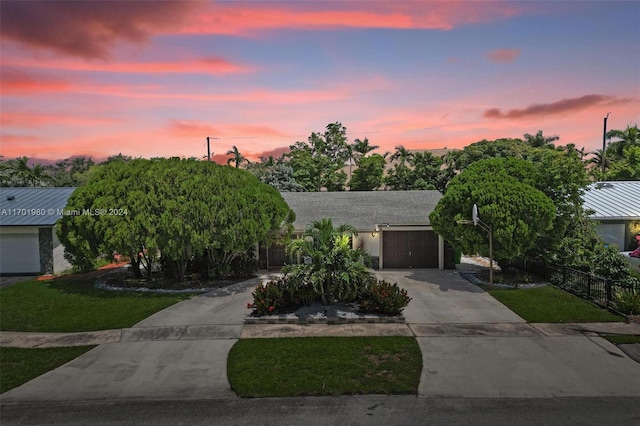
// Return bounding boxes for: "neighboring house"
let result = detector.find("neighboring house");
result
[260,190,455,270]
[0,187,75,275]
[582,181,640,251]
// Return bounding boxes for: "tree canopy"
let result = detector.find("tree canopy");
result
[430,157,556,268]
[57,158,293,280]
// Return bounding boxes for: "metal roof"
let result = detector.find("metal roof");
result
[0,187,76,226]
[582,181,640,220]
[280,190,442,231]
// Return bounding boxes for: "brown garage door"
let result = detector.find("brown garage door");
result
[382,231,438,269]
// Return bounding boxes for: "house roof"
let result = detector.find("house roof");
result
[0,187,76,226]
[582,181,640,220]
[280,190,442,231]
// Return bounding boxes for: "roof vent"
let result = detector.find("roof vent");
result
[596,182,614,189]
[6,195,15,201]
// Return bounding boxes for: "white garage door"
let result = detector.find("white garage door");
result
[0,233,40,274]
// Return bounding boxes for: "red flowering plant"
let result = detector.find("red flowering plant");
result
[358,279,411,316]
[247,278,296,316]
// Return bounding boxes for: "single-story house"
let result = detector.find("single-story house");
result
[582,181,640,251]
[0,187,75,275]
[260,190,455,270]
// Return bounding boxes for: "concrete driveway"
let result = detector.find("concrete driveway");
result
[376,269,640,398]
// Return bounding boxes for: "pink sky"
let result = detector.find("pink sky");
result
[1,1,639,163]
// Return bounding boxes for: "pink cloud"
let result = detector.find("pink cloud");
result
[483,95,633,119]
[486,48,520,63]
[6,57,253,75]
[168,120,286,140]
[1,111,116,128]
[185,2,525,36]
[1,69,72,94]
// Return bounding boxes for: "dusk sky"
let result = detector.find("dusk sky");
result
[1,1,639,163]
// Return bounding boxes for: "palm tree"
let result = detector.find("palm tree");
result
[28,164,51,187]
[284,218,370,305]
[389,145,414,167]
[606,124,640,159]
[9,156,32,186]
[523,130,559,148]
[350,138,379,165]
[226,145,246,168]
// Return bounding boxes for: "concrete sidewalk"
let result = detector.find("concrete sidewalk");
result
[2,269,640,403]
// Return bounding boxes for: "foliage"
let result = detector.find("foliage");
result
[605,145,640,180]
[287,122,353,191]
[358,280,412,315]
[430,157,556,269]
[283,218,373,305]
[245,159,305,191]
[349,154,385,190]
[227,337,422,397]
[247,279,294,316]
[592,246,635,281]
[226,145,247,168]
[57,158,293,282]
[613,288,640,315]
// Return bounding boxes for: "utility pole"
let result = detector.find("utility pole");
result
[602,113,610,176]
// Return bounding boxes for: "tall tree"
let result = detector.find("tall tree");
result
[226,145,246,168]
[349,154,385,191]
[430,158,556,270]
[287,122,351,191]
[523,130,559,148]
[606,124,640,159]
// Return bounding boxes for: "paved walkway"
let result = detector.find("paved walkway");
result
[2,269,640,403]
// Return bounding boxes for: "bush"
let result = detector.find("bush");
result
[358,280,412,316]
[613,288,640,315]
[592,246,633,281]
[247,279,296,316]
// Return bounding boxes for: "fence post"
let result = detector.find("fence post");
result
[562,266,566,286]
[586,274,591,298]
[605,280,612,304]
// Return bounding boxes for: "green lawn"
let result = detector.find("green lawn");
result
[0,346,95,393]
[0,278,191,332]
[484,285,624,323]
[228,336,422,397]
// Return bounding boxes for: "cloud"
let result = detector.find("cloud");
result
[180,2,525,35]
[1,69,71,94]
[0,111,116,128]
[0,1,200,59]
[486,48,520,63]
[250,146,292,161]
[483,95,631,119]
[168,120,287,140]
[5,57,253,75]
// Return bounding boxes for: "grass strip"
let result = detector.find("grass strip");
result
[228,336,422,397]
[483,285,624,323]
[0,278,191,332]
[600,334,640,345]
[0,346,95,394]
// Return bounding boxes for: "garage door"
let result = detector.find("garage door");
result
[0,233,40,274]
[383,230,438,269]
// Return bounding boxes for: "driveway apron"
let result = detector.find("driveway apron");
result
[375,269,640,398]
[1,275,271,403]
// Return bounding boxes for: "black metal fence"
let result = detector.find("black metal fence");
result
[513,258,639,308]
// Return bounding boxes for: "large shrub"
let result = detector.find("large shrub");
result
[57,158,293,282]
[358,280,412,315]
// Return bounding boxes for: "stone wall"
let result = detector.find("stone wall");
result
[38,227,54,275]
